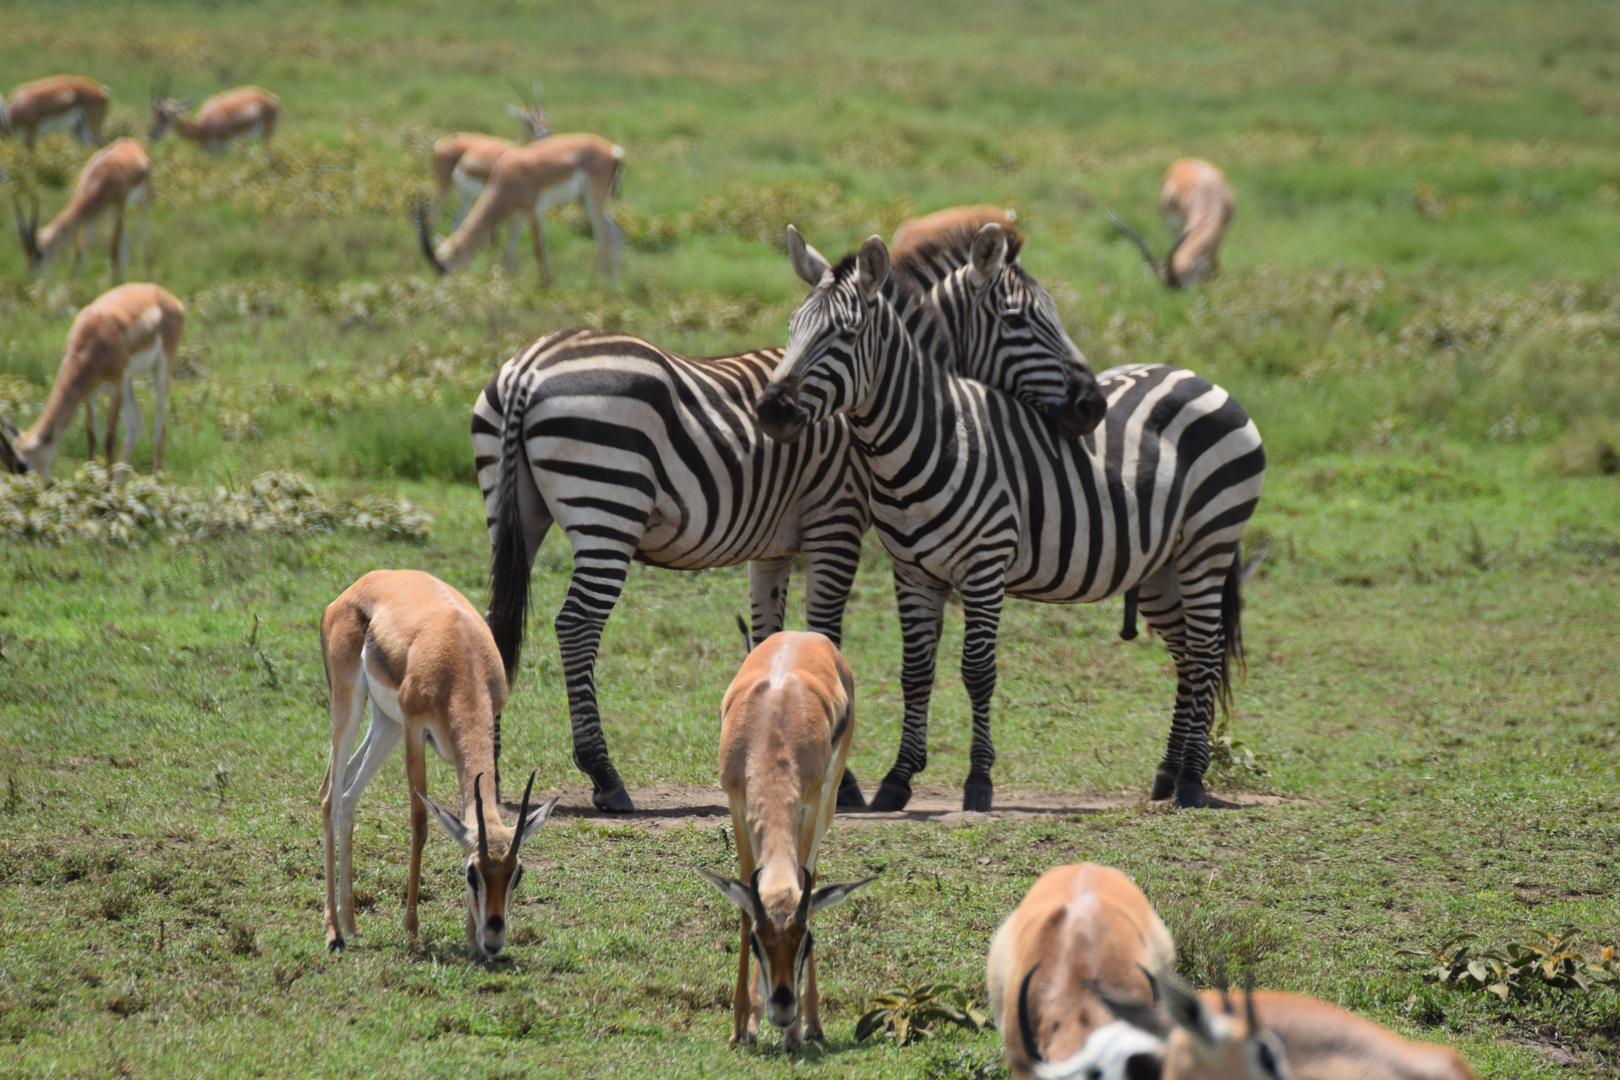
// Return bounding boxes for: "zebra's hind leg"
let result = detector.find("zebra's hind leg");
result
[958,575,1007,812]
[870,568,950,813]
[1145,550,1236,809]
[1135,565,1190,802]
[803,541,867,810]
[555,537,639,813]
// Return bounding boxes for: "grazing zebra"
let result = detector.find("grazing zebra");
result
[474,225,1103,813]
[757,229,1265,811]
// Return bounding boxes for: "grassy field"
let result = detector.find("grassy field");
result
[2,0,1619,1076]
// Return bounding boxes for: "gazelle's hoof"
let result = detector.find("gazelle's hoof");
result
[868,779,912,813]
[836,770,867,810]
[591,781,635,813]
[326,934,345,954]
[1174,781,1207,809]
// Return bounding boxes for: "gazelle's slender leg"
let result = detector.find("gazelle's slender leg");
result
[402,724,430,941]
[151,348,170,473]
[504,220,521,274]
[139,190,151,278]
[529,212,551,288]
[117,373,142,466]
[337,699,404,936]
[72,223,89,285]
[321,659,368,952]
[730,809,759,1045]
[84,387,99,461]
[101,385,118,463]
[110,208,127,283]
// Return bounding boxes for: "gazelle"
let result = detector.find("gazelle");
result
[318,570,559,957]
[1,75,109,148]
[1096,973,1482,1080]
[892,204,1017,264]
[416,131,625,287]
[429,100,552,269]
[987,863,1175,1080]
[1110,159,1234,288]
[0,283,182,480]
[149,84,279,152]
[697,632,876,1050]
[13,137,150,284]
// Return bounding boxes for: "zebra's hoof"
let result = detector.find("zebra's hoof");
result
[962,783,993,812]
[868,780,912,813]
[1174,782,1207,809]
[591,782,635,813]
[1150,769,1177,801]
[836,771,867,811]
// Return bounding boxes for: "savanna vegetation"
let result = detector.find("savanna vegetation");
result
[1,1,1617,1076]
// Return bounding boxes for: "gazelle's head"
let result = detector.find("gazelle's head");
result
[1097,972,1296,1080]
[0,415,30,476]
[417,771,557,958]
[507,79,552,142]
[1,411,57,478]
[148,96,190,141]
[699,865,874,1030]
[1015,964,1167,1080]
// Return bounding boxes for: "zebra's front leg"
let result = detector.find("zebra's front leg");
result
[958,574,1006,812]
[745,556,792,649]
[555,541,636,813]
[803,539,868,810]
[870,568,950,813]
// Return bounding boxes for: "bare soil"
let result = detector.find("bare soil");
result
[528,783,1303,830]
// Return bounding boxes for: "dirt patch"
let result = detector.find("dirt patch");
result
[524,784,1303,830]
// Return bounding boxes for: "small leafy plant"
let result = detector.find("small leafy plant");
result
[855,983,991,1046]
[1406,930,1620,1001]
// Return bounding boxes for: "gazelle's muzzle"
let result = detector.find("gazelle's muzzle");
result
[757,379,809,444]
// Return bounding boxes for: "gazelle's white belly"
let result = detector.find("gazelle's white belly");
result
[36,108,86,136]
[451,171,486,202]
[535,170,587,214]
[125,341,164,380]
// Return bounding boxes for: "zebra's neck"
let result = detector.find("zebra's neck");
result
[845,291,964,480]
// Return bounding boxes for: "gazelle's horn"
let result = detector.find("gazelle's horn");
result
[1107,211,1167,282]
[509,770,537,857]
[413,200,447,276]
[793,866,812,927]
[746,868,768,926]
[1161,229,1192,289]
[1017,963,1043,1064]
[474,772,490,863]
[1244,969,1258,1031]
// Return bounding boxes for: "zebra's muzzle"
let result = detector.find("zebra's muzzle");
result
[1043,371,1108,440]
[757,381,809,444]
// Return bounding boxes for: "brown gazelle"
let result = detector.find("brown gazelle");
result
[0,283,182,480]
[149,84,279,152]
[892,204,1018,261]
[1110,159,1234,288]
[697,632,875,1050]
[318,570,559,957]
[13,137,150,284]
[987,863,1175,1080]
[1097,974,1482,1080]
[416,131,625,287]
[428,99,551,268]
[1,75,109,148]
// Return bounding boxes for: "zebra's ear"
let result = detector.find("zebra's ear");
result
[856,235,889,299]
[970,223,1009,286]
[787,225,830,286]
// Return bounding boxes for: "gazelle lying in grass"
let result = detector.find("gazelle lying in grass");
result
[318,570,558,957]
[1096,972,1482,1079]
[1,75,108,148]
[698,631,875,1050]
[149,83,279,152]
[1110,159,1234,289]
[988,863,1175,1080]
[13,137,150,284]
[0,282,182,479]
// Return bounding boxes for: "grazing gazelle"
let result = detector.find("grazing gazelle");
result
[697,632,876,1050]
[318,570,559,957]
[416,130,625,287]
[1110,159,1234,288]
[0,282,182,480]
[149,84,279,152]
[1097,973,1482,1079]
[428,100,551,270]
[13,137,150,284]
[1,75,109,148]
[987,863,1174,1080]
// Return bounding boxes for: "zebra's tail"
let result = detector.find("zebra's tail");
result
[1216,541,1270,714]
[487,376,535,685]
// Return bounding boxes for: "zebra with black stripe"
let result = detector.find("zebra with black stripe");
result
[757,229,1266,811]
[473,224,1102,813]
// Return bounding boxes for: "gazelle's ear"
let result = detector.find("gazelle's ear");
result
[696,867,756,913]
[517,795,560,846]
[787,225,830,286]
[1241,542,1270,582]
[1251,1032,1296,1080]
[1095,982,1172,1038]
[809,873,877,914]
[970,223,1009,285]
[415,789,471,846]
[855,235,889,299]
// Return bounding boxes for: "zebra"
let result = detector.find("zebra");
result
[474,224,1104,813]
[757,229,1266,811]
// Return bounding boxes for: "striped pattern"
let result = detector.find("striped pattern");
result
[764,241,1265,810]
[473,226,1096,812]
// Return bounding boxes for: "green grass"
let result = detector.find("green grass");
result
[3,0,1620,1077]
